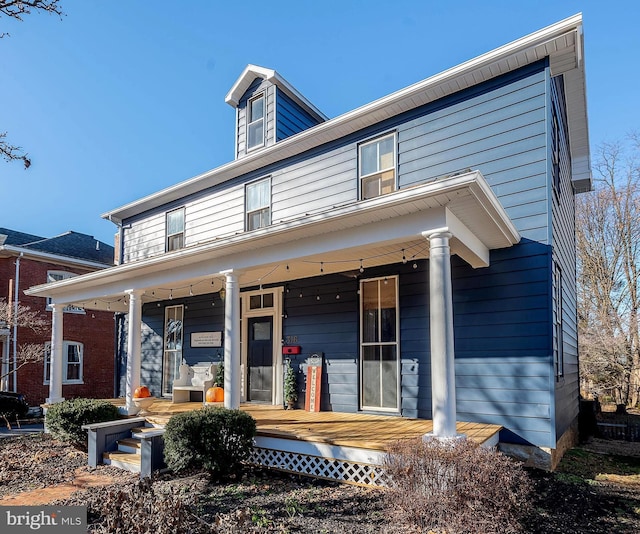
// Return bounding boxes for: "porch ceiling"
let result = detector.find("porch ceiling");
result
[26,170,519,312]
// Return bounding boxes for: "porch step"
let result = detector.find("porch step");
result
[131,425,164,439]
[116,437,142,454]
[103,451,141,472]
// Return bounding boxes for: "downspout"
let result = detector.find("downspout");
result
[12,252,23,393]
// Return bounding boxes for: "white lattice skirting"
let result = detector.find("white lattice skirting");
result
[250,446,389,487]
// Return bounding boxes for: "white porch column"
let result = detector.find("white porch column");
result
[222,270,241,409]
[424,230,458,438]
[124,289,144,415]
[0,335,9,392]
[46,303,65,404]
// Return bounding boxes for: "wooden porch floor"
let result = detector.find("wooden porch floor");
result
[113,398,501,451]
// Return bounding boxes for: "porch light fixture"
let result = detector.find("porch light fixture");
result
[219,287,226,300]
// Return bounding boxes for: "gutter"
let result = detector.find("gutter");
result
[0,244,112,270]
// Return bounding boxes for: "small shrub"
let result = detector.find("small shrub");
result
[384,437,531,533]
[163,407,256,480]
[46,398,119,448]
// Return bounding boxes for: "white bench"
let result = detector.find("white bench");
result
[172,363,216,403]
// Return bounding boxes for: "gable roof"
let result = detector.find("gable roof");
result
[0,228,114,267]
[224,64,328,122]
[103,13,590,225]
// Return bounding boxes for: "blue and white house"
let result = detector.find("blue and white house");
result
[28,14,590,470]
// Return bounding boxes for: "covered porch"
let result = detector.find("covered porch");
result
[27,169,519,444]
[103,398,502,485]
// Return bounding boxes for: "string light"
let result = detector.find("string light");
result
[189,285,193,296]
[402,249,407,264]
[320,262,324,273]
[359,259,364,273]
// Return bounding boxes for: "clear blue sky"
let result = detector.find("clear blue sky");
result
[1,0,638,245]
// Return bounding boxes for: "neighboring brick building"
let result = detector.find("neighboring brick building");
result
[0,228,115,406]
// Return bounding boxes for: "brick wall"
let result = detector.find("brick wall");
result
[1,256,115,406]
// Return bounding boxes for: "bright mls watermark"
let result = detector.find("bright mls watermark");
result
[1,506,86,533]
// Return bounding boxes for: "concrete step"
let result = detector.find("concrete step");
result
[103,451,141,473]
[117,437,142,454]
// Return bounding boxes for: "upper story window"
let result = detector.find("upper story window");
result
[246,177,271,231]
[359,132,397,200]
[44,341,83,384]
[247,94,265,150]
[166,208,185,252]
[46,271,84,314]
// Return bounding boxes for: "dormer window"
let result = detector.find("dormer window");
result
[247,94,265,150]
[359,132,397,200]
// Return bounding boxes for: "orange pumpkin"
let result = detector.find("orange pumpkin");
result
[133,385,151,398]
[206,386,224,403]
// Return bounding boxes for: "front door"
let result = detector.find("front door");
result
[247,317,273,402]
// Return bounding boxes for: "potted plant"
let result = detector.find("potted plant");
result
[284,359,298,409]
[215,360,224,388]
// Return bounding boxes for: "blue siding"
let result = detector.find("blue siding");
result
[550,73,580,442]
[283,275,359,412]
[118,60,569,449]
[275,88,323,141]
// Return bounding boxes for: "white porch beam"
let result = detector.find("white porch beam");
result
[423,230,458,438]
[444,208,490,268]
[124,289,144,415]
[46,304,65,405]
[222,270,241,409]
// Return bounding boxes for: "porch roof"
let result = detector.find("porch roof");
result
[26,170,519,312]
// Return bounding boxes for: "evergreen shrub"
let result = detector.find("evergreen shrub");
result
[163,407,256,480]
[46,398,119,449]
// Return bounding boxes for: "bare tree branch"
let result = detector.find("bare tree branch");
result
[0,132,30,168]
[578,134,640,406]
[0,298,48,384]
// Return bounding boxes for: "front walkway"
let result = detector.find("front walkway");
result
[112,398,502,486]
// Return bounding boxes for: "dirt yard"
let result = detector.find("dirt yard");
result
[0,433,639,533]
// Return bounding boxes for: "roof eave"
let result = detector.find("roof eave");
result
[103,13,588,222]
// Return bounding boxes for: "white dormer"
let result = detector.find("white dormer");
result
[226,65,327,159]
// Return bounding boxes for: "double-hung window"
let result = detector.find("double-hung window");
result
[166,208,185,252]
[247,94,265,150]
[359,132,397,200]
[46,271,84,313]
[44,341,83,384]
[246,177,271,231]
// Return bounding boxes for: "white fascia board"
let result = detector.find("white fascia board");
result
[0,245,112,270]
[225,64,327,121]
[102,15,585,225]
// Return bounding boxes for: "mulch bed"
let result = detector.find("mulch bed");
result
[1,433,639,533]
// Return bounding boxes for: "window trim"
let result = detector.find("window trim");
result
[245,176,272,231]
[247,93,266,151]
[358,131,398,200]
[166,207,185,252]
[43,341,84,385]
[553,261,564,379]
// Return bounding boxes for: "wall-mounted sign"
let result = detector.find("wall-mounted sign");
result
[191,331,222,348]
